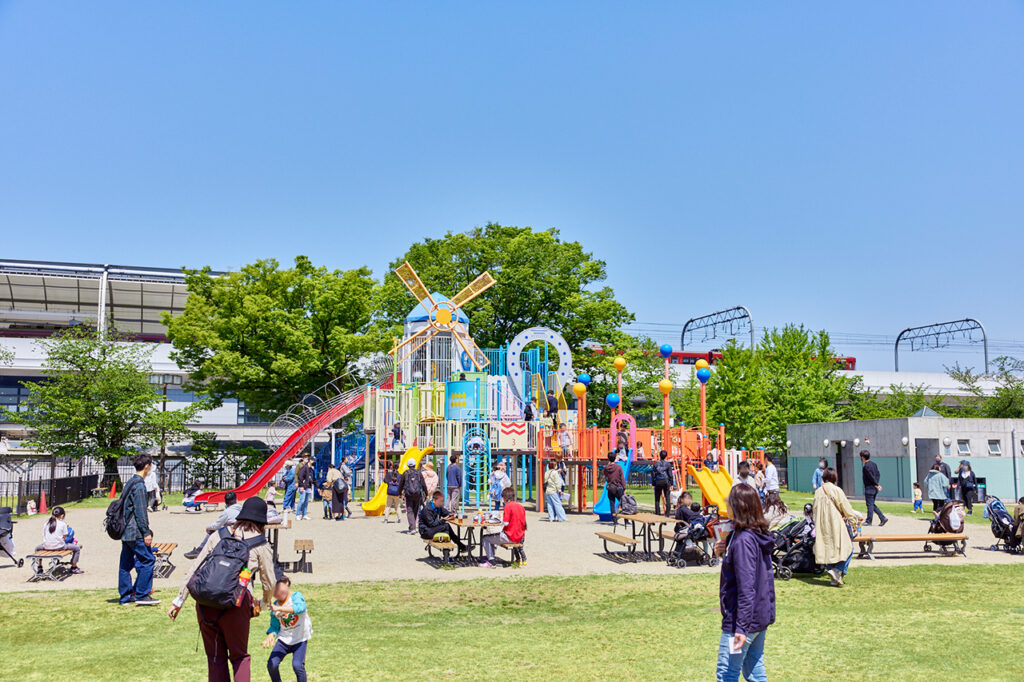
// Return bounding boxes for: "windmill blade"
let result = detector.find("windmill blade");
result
[450,271,496,309]
[452,323,490,371]
[390,324,432,355]
[394,329,438,369]
[394,261,436,314]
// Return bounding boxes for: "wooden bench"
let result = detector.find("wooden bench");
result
[595,532,638,560]
[153,542,178,579]
[424,539,459,566]
[282,539,314,574]
[27,549,73,582]
[854,533,968,560]
[496,542,524,564]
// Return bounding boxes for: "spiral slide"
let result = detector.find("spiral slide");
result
[593,450,633,522]
[361,445,434,516]
[195,389,369,505]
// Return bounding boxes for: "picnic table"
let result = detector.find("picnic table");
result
[447,516,504,562]
[265,520,292,564]
[615,512,677,559]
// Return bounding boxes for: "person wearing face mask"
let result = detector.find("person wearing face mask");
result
[732,460,756,489]
[811,458,827,491]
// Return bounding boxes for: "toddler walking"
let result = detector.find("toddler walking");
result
[263,576,312,682]
[912,482,923,512]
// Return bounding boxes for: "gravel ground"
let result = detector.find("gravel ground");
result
[0,501,1017,595]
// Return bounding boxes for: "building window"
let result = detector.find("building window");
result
[236,403,266,425]
[987,439,1002,456]
[956,440,971,456]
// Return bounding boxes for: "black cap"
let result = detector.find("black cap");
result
[235,497,268,525]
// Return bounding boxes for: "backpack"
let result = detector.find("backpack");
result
[187,527,267,609]
[404,470,424,496]
[619,494,638,515]
[104,478,140,541]
[653,461,672,485]
[333,475,348,495]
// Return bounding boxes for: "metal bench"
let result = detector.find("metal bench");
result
[424,539,459,566]
[854,533,968,560]
[595,531,638,561]
[153,542,178,579]
[27,549,73,582]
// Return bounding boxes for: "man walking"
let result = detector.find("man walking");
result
[651,450,674,516]
[860,450,888,527]
[400,459,427,533]
[446,453,463,513]
[119,454,159,606]
[763,453,780,495]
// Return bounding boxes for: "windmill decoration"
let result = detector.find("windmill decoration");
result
[390,261,496,372]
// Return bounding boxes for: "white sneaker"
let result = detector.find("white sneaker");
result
[302,515,310,520]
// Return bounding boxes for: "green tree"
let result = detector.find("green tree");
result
[1,328,202,481]
[376,224,633,349]
[165,256,383,418]
[572,334,665,428]
[843,381,951,420]
[949,357,1024,418]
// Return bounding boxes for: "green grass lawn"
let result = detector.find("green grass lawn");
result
[2,564,1022,680]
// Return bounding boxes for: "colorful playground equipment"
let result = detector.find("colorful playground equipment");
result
[361,445,433,516]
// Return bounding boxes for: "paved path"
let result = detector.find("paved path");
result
[0,502,1016,595]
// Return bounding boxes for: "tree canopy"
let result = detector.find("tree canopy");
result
[165,256,382,418]
[375,223,633,349]
[1,328,202,477]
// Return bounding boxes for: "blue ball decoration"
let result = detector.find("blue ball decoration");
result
[659,344,673,359]
[696,367,711,384]
[578,373,592,386]
[605,393,620,409]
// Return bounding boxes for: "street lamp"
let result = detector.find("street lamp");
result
[149,374,183,491]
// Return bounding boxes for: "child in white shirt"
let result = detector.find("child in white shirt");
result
[35,506,82,574]
[263,576,312,682]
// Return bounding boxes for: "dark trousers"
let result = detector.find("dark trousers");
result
[932,498,944,512]
[653,483,671,516]
[864,490,887,524]
[267,639,307,682]
[118,539,154,603]
[197,591,253,682]
[420,522,466,550]
[608,486,624,520]
[405,494,423,531]
[962,488,975,512]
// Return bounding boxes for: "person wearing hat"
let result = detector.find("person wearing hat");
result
[399,459,427,533]
[169,497,277,681]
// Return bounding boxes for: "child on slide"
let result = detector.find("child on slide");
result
[263,575,312,682]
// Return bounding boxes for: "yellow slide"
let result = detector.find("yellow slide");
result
[361,445,434,516]
[687,464,734,517]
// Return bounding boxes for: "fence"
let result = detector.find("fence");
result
[0,474,100,515]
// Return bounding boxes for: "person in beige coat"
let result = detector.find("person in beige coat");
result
[812,468,863,587]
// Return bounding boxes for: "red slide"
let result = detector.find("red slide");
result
[195,390,367,505]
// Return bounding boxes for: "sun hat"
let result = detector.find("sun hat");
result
[235,497,268,525]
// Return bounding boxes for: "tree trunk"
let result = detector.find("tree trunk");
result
[103,456,121,490]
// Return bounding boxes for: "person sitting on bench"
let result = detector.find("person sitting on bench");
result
[418,490,466,551]
[481,487,527,568]
[184,491,241,559]
[35,506,83,575]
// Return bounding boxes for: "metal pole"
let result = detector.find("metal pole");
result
[1012,427,1019,500]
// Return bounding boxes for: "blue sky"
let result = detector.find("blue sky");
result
[2,2,1022,372]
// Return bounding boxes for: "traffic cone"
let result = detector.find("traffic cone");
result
[108,482,117,498]
[39,490,47,515]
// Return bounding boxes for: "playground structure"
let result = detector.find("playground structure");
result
[198,262,764,514]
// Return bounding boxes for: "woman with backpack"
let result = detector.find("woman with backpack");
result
[169,497,277,682]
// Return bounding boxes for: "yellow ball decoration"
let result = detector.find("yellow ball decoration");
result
[613,356,627,372]
[434,307,453,326]
[695,358,710,371]
[573,382,587,398]
[658,379,673,396]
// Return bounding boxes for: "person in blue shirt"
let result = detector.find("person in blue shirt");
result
[281,462,297,512]
[446,453,463,512]
[811,458,827,491]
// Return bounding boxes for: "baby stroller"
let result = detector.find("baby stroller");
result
[984,498,1021,554]
[771,517,820,580]
[0,506,23,567]
[667,519,719,568]
[926,501,967,556]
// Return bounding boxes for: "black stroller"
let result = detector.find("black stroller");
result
[0,506,23,568]
[984,498,1022,554]
[926,501,967,556]
[667,519,719,568]
[771,517,820,580]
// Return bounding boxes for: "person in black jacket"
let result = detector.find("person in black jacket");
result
[295,457,315,520]
[546,390,558,418]
[955,461,978,514]
[651,450,675,516]
[859,450,888,527]
[399,460,427,533]
[418,490,466,550]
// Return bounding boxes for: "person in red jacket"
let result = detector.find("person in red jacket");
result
[481,488,527,567]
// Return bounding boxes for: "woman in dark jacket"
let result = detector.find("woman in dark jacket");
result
[956,461,977,514]
[714,484,775,682]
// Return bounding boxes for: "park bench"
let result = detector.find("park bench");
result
[496,541,524,563]
[27,549,73,582]
[281,539,314,574]
[595,531,638,560]
[854,533,968,560]
[424,539,459,566]
[153,542,178,579]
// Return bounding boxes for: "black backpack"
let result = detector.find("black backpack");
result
[332,475,348,495]
[403,470,423,495]
[104,478,140,541]
[619,494,639,515]
[187,527,267,609]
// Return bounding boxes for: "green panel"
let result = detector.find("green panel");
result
[854,457,912,499]
[787,457,819,493]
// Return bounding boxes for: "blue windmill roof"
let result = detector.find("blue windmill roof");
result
[404,293,470,324]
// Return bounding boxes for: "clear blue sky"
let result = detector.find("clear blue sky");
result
[2,2,1022,372]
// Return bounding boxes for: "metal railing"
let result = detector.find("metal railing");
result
[0,474,100,515]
